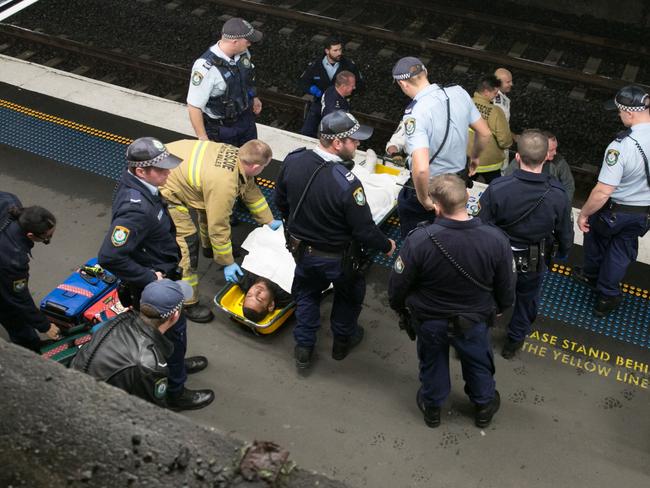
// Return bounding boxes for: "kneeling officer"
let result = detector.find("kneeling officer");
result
[98,137,213,410]
[389,174,515,428]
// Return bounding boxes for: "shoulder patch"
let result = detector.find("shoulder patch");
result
[353,187,366,206]
[605,148,620,166]
[12,278,27,293]
[111,226,130,247]
[404,117,416,136]
[467,198,481,216]
[154,378,168,400]
[240,56,251,68]
[191,71,203,86]
[393,256,405,274]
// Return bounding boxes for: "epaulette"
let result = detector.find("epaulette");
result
[615,128,632,142]
[333,164,357,185]
[404,99,417,115]
[126,188,144,204]
[287,147,307,156]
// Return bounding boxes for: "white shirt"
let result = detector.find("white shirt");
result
[493,90,511,122]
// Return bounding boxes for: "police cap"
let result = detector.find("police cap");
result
[604,85,650,112]
[319,111,373,141]
[125,137,182,169]
[140,279,193,319]
[222,18,263,43]
[392,57,427,80]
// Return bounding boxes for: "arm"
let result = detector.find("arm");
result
[203,173,238,266]
[298,62,317,95]
[411,147,434,210]
[388,238,418,311]
[386,121,406,155]
[556,156,576,204]
[1,268,51,333]
[115,366,169,407]
[492,238,516,312]
[555,199,574,258]
[241,177,274,225]
[188,105,208,141]
[577,182,615,233]
[344,182,393,254]
[476,186,495,224]
[274,162,290,221]
[491,108,513,150]
[468,116,492,174]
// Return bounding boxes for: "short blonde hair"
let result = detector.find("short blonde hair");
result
[239,140,272,166]
[428,174,468,214]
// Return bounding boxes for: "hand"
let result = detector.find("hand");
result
[577,212,590,233]
[267,219,282,231]
[385,239,396,257]
[468,158,480,176]
[308,85,322,98]
[386,145,399,155]
[154,271,164,280]
[224,263,244,283]
[198,135,209,141]
[391,155,405,167]
[419,196,436,212]
[46,324,61,340]
[252,97,262,115]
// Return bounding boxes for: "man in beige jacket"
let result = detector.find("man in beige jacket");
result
[161,139,280,322]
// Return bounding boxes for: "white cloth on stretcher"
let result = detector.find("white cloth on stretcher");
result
[241,163,408,293]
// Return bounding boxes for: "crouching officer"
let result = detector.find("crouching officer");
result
[478,130,573,359]
[389,174,515,428]
[275,111,396,370]
[574,86,650,317]
[0,192,60,352]
[98,137,214,410]
[71,280,214,409]
[160,139,281,320]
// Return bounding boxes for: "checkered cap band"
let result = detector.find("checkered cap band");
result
[320,121,361,140]
[159,301,183,319]
[127,149,172,167]
[222,27,255,40]
[615,101,649,112]
[393,64,425,80]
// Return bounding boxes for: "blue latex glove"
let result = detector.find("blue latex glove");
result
[267,219,282,231]
[309,85,322,98]
[224,263,244,283]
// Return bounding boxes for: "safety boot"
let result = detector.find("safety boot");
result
[184,303,214,323]
[416,388,441,428]
[167,387,215,411]
[501,339,523,360]
[594,294,623,317]
[294,345,313,370]
[184,356,208,375]
[202,246,213,259]
[332,326,365,360]
[475,390,500,428]
[571,267,597,290]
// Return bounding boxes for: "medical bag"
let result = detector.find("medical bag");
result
[40,258,118,333]
[82,288,125,324]
[40,331,93,366]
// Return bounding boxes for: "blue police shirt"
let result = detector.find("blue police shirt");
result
[403,84,481,175]
[98,171,180,288]
[598,122,650,205]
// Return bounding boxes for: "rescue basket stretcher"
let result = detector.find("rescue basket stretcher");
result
[214,157,408,334]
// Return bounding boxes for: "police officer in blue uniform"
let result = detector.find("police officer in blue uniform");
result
[478,130,573,359]
[320,71,355,119]
[0,193,60,352]
[275,111,395,370]
[187,18,263,146]
[388,174,515,428]
[98,137,214,410]
[299,37,364,137]
[574,86,650,317]
[392,57,492,237]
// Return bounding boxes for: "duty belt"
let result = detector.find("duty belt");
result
[607,201,650,214]
[303,245,344,258]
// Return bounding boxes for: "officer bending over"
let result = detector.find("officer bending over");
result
[388,174,515,428]
[478,130,573,359]
[98,137,213,411]
[160,139,281,321]
[0,192,60,352]
[392,56,492,237]
[276,111,395,370]
[71,280,212,409]
[574,86,650,317]
[239,270,293,322]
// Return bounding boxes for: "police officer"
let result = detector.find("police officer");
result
[392,56,492,237]
[275,111,395,370]
[299,36,364,138]
[71,280,210,409]
[388,174,515,428]
[161,139,281,320]
[573,86,650,317]
[0,193,60,352]
[320,71,355,119]
[187,18,263,146]
[478,130,573,359]
[98,137,214,410]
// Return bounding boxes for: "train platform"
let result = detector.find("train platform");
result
[1,57,649,488]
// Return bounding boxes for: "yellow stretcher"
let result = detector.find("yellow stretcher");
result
[214,283,295,335]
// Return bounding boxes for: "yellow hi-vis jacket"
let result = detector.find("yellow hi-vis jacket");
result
[467,92,513,173]
[161,140,273,265]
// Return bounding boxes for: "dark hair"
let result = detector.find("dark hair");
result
[541,130,557,141]
[139,303,167,328]
[242,306,268,323]
[476,75,501,92]
[9,206,56,235]
[323,36,343,51]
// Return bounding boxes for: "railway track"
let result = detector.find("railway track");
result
[216,0,649,98]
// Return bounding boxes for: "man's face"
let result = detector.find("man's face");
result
[325,44,343,63]
[334,137,360,160]
[340,80,356,97]
[486,87,499,101]
[138,167,171,187]
[243,281,275,314]
[546,138,558,161]
[499,74,513,93]
[29,226,55,245]
[233,38,252,54]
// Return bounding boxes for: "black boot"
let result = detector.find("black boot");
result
[571,267,597,290]
[416,388,441,428]
[332,326,364,361]
[294,345,313,370]
[184,303,214,323]
[167,387,215,411]
[501,339,523,360]
[475,390,500,428]
[202,246,213,259]
[184,356,208,375]
[594,294,623,317]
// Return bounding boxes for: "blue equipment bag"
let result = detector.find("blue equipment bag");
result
[40,258,118,332]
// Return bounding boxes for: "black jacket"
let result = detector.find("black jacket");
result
[71,310,173,406]
[298,56,364,98]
